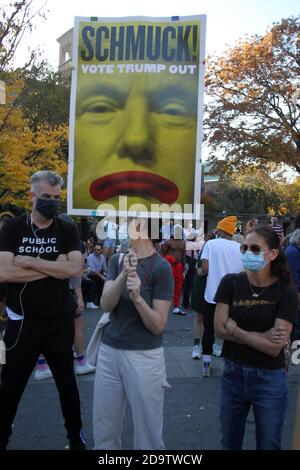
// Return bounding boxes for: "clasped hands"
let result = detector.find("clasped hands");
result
[123,250,141,301]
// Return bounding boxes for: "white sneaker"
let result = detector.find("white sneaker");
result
[75,359,96,375]
[212,345,222,357]
[192,345,202,359]
[34,365,53,381]
[86,302,99,309]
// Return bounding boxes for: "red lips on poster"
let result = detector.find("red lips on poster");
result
[90,171,179,204]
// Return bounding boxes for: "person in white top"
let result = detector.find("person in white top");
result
[102,217,118,260]
[117,217,129,242]
[199,216,243,377]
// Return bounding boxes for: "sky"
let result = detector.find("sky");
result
[14,0,300,69]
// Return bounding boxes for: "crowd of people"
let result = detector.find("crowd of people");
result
[0,170,299,450]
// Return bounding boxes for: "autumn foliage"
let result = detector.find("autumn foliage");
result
[205,16,300,175]
[0,73,68,209]
[0,2,68,209]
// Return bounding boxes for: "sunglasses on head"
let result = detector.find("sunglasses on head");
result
[240,244,269,255]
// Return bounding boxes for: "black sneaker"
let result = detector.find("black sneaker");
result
[68,432,86,450]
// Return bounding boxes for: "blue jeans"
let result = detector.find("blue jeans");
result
[220,359,288,450]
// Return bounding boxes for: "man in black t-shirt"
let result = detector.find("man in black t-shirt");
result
[0,213,14,334]
[0,170,85,450]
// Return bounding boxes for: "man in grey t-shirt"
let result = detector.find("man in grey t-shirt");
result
[93,218,174,450]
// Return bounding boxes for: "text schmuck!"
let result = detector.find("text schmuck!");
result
[80,25,198,62]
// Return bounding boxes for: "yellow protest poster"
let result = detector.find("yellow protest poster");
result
[68,15,206,219]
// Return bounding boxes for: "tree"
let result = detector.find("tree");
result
[201,191,220,213]
[203,166,297,216]
[0,0,46,72]
[0,74,68,209]
[205,16,300,175]
[21,62,71,130]
[0,2,70,209]
[218,183,282,215]
[285,176,300,214]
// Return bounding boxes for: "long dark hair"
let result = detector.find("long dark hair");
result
[251,226,291,282]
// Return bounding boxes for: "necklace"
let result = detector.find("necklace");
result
[246,276,270,298]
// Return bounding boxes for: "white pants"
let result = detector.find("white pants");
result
[93,343,170,450]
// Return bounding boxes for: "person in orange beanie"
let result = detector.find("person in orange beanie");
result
[216,216,238,236]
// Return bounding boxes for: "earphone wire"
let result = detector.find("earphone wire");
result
[5,283,26,351]
[6,218,43,351]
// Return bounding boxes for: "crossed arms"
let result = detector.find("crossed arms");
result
[0,251,83,283]
[214,302,293,358]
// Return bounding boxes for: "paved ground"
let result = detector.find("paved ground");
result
[5,309,300,450]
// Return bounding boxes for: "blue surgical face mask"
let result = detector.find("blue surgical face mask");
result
[241,251,268,272]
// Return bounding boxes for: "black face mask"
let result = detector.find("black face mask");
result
[35,198,59,220]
